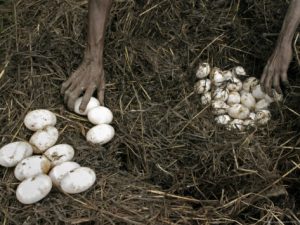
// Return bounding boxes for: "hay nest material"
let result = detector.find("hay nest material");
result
[1,0,300,224]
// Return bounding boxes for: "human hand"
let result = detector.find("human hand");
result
[61,58,105,112]
[260,43,292,96]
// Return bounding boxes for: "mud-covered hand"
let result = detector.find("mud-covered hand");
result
[61,59,105,112]
[260,44,292,96]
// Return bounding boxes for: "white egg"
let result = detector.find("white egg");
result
[227,91,241,105]
[240,92,256,110]
[243,119,256,128]
[196,62,210,79]
[223,70,234,81]
[252,85,266,99]
[201,92,212,105]
[227,119,245,131]
[212,88,229,101]
[227,104,250,120]
[249,112,256,120]
[255,99,270,112]
[264,90,283,103]
[60,167,96,194]
[194,79,211,94]
[255,110,271,125]
[212,100,229,115]
[74,97,100,115]
[87,106,113,125]
[24,109,56,131]
[215,115,231,125]
[0,142,33,167]
[49,161,80,187]
[227,77,243,92]
[242,77,259,92]
[210,67,225,86]
[232,66,246,76]
[44,144,75,167]
[14,155,51,181]
[16,174,52,204]
[29,126,59,153]
[86,124,115,145]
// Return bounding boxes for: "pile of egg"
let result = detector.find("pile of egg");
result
[0,101,115,204]
[194,63,282,131]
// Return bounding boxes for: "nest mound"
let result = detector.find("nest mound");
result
[1,0,300,224]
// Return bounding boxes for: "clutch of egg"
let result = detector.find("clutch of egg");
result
[195,63,283,130]
[0,106,106,204]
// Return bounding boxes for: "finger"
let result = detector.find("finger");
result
[64,81,78,104]
[281,72,291,94]
[98,75,106,105]
[79,85,96,112]
[61,79,72,95]
[260,65,268,92]
[67,87,84,111]
[272,73,282,94]
[264,70,274,97]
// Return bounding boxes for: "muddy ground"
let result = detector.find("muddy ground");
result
[1,0,300,224]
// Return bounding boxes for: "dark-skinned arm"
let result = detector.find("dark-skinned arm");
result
[61,0,112,112]
[261,0,300,96]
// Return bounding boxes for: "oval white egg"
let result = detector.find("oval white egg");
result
[86,124,115,145]
[255,99,270,112]
[24,109,56,131]
[223,70,234,81]
[227,119,245,131]
[14,155,51,181]
[201,92,212,105]
[0,142,33,167]
[232,66,246,76]
[227,77,243,92]
[240,92,256,110]
[16,174,52,204]
[74,97,100,115]
[255,110,271,125]
[29,126,59,153]
[252,85,266,99]
[210,68,225,86]
[60,167,96,194]
[44,144,75,167]
[49,161,80,186]
[227,91,241,105]
[242,77,259,92]
[212,88,229,102]
[196,62,210,79]
[227,104,250,120]
[87,106,113,125]
[194,79,211,94]
[215,115,231,125]
[211,100,229,115]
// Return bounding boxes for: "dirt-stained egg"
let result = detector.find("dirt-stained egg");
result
[74,97,100,115]
[201,92,212,105]
[60,167,96,194]
[24,109,56,131]
[87,106,113,125]
[227,104,250,120]
[14,155,51,181]
[0,142,33,167]
[16,174,52,204]
[196,62,210,79]
[194,79,211,94]
[86,124,115,145]
[44,144,75,167]
[29,126,59,153]
[49,161,80,187]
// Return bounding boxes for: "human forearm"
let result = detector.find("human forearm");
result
[277,0,300,46]
[85,0,112,62]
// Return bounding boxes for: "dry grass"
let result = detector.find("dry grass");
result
[1,0,300,224]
